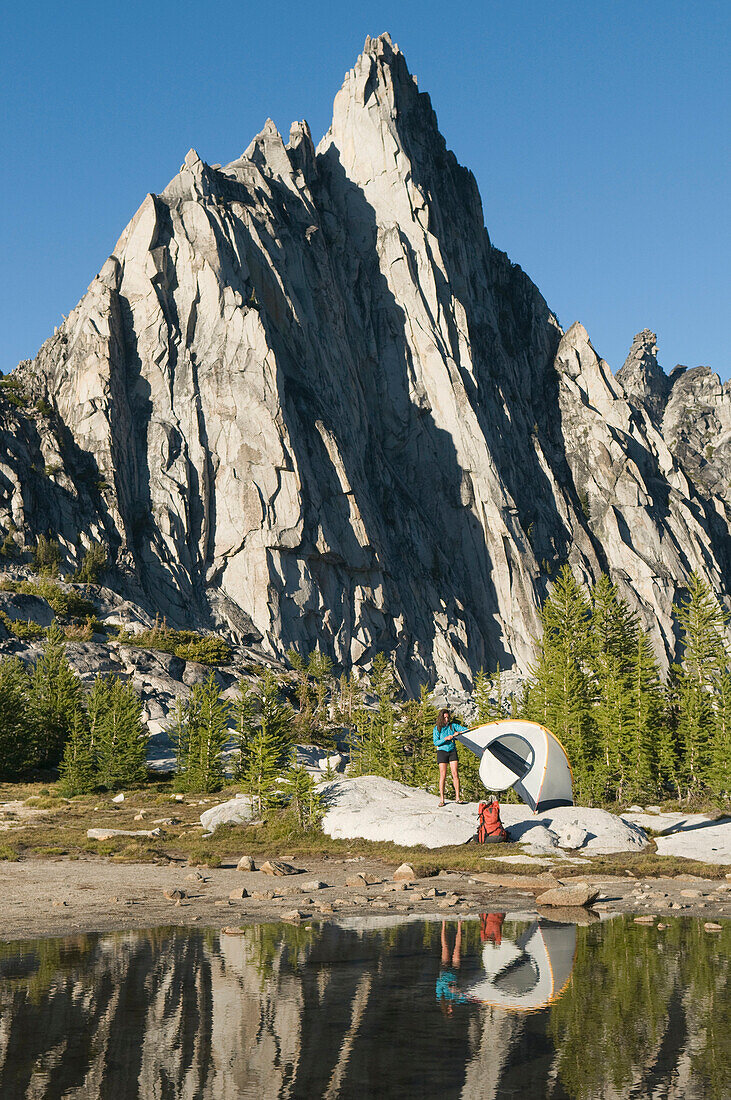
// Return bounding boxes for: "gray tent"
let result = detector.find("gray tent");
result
[456,719,574,812]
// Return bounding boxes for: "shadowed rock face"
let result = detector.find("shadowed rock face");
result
[4,33,730,687]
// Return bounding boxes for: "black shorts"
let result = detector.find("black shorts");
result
[437,749,458,764]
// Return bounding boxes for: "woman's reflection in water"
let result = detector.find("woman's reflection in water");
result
[436,919,470,1014]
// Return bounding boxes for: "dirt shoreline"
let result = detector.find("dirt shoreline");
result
[1,857,729,942]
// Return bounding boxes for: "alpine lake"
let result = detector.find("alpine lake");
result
[1,912,728,1099]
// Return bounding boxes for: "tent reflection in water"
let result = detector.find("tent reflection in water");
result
[456,720,574,812]
[467,920,576,1011]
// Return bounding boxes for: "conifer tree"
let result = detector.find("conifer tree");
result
[673,572,730,797]
[235,671,293,812]
[589,576,650,801]
[174,674,231,793]
[0,657,32,779]
[28,624,83,767]
[280,752,324,830]
[92,675,147,790]
[400,686,437,787]
[58,713,96,795]
[522,565,594,798]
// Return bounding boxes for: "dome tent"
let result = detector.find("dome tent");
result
[456,720,573,813]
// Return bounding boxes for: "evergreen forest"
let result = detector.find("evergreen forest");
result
[0,568,728,811]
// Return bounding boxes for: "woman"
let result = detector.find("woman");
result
[433,707,467,806]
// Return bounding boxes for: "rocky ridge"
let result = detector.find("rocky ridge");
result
[3,32,730,690]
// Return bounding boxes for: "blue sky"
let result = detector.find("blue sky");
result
[2,0,728,378]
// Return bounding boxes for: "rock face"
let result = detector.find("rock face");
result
[4,33,730,688]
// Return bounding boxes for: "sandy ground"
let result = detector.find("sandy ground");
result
[1,857,729,941]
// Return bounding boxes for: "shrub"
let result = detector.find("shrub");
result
[116,619,232,665]
[0,612,46,640]
[33,535,62,576]
[0,378,27,408]
[74,542,107,583]
[280,754,324,830]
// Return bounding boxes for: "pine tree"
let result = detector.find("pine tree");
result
[235,672,293,812]
[400,686,437,787]
[174,674,231,793]
[589,576,655,801]
[0,657,32,779]
[280,752,325,830]
[673,572,730,797]
[58,713,96,795]
[522,565,594,798]
[93,675,147,790]
[28,623,83,767]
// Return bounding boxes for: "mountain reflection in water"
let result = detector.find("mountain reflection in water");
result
[0,915,727,1099]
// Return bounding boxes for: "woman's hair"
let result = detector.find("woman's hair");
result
[436,708,451,731]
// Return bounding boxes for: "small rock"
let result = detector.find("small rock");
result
[317,903,335,914]
[108,895,120,903]
[300,880,329,891]
[645,806,662,813]
[221,927,247,935]
[393,863,416,882]
[52,900,68,908]
[371,900,391,909]
[657,923,668,930]
[680,889,702,898]
[535,884,599,908]
[237,855,255,872]
[173,794,184,802]
[133,812,146,821]
[351,894,369,904]
[215,900,230,907]
[634,915,656,924]
[282,910,305,923]
[260,860,302,877]
[163,888,186,901]
[251,890,277,900]
[229,887,249,900]
[186,871,206,882]
[704,922,722,932]
[112,792,125,803]
[152,818,179,826]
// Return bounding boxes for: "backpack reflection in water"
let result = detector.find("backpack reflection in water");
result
[436,920,471,1013]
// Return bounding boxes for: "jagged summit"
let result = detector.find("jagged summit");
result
[4,36,731,688]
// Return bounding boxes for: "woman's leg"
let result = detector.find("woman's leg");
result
[449,757,461,802]
[438,761,448,804]
[441,920,451,965]
[452,919,463,968]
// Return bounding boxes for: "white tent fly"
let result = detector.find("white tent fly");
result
[465,920,576,1011]
[456,719,573,812]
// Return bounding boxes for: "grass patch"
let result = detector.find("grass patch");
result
[0,779,727,878]
[0,578,95,619]
[0,843,20,861]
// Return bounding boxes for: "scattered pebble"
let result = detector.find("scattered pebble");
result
[236,856,255,872]
[229,888,249,900]
[704,923,722,932]
[162,888,185,901]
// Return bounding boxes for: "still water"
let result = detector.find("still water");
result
[0,914,728,1099]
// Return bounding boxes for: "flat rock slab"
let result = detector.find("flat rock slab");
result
[621,813,731,865]
[471,872,561,891]
[320,776,649,853]
[87,828,162,840]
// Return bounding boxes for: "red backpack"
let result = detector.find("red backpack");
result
[477,800,508,843]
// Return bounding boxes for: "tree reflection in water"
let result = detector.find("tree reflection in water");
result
[0,915,727,1099]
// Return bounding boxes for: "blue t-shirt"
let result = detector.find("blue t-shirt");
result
[433,722,467,751]
[436,968,469,1004]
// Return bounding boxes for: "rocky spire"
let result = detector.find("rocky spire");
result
[616,329,670,426]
